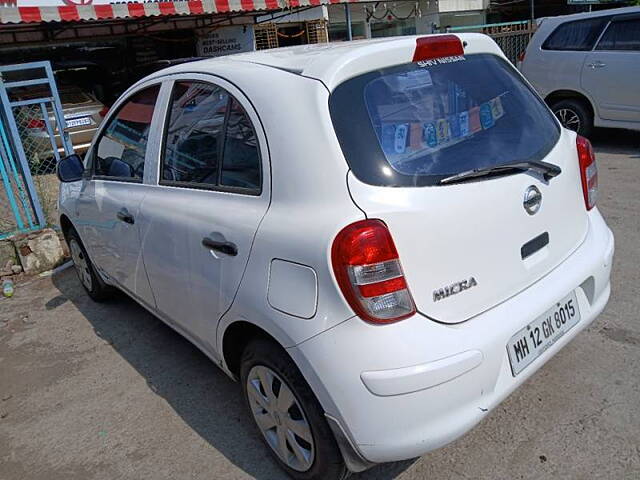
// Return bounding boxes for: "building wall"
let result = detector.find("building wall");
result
[439,0,488,13]
[327,0,440,41]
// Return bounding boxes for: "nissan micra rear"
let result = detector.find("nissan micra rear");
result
[57,33,614,479]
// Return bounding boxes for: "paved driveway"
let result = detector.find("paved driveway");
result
[1,129,639,480]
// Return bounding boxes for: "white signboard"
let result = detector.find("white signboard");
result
[197,26,255,57]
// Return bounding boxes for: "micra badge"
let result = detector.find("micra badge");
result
[433,277,478,302]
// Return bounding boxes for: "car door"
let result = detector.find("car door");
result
[75,84,161,306]
[527,16,610,99]
[582,14,640,123]
[139,77,270,350]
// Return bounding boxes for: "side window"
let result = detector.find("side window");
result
[542,18,609,51]
[161,81,261,193]
[94,85,159,181]
[162,82,228,186]
[596,19,640,51]
[221,99,261,190]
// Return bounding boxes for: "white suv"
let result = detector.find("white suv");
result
[57,34,614,479]
[520,7,640,137]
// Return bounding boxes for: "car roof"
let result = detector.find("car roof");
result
[149,33,503,91]
[540,6,639,25]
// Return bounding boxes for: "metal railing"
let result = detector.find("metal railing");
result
[0,61,73,238]
[446,20,536,64]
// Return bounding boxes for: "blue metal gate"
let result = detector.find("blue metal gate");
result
[0,61,74,239]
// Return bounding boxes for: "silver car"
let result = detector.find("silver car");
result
[520,7,640,137]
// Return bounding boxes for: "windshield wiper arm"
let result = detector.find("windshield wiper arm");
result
[439,160,562,185]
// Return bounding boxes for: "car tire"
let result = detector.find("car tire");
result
[240,339,349,480]
[551,99,593,138]
[66,227,114,302]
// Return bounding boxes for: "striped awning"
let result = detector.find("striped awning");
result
[0,0,362,24]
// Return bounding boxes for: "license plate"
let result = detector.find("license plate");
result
[65,117,92,128]
[507,291,581,376]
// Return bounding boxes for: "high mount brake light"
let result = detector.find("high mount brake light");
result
[576,135,598,210]
[412,35,464,62]
[332,220,416,324]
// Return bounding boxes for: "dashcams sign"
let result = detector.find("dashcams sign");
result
[197,26,255,57]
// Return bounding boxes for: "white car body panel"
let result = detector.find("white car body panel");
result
[58,33,614,469]
[292,208,613,462]
[346,129,588,323]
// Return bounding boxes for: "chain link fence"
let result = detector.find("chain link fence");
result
[13,103,60,228]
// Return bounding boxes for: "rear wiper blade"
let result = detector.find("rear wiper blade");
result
[439,160,562,185]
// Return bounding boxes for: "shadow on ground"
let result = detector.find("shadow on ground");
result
[590,128,639,157]
[52,270,415,480]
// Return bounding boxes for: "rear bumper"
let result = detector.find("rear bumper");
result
[290,208,613,464]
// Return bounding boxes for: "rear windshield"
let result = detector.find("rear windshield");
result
[329,53,560,187]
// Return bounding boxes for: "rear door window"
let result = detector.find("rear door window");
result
[542,18,609,51]
[161,81,228,187]
[596,18,640,51]
[161,81,261,193]
[329,54,560,187]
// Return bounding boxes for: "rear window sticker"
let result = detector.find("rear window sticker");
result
[410,123,423,150]
[459,111,469,137]
[448,114,461,139]
[480,102,495,130]
[469,106,482,133]
[490,96,505,120]
[417,55,465,68]
[394,124,409,153]
[381,124,397,154]
[424,123,438,148]
[436,118,449,144]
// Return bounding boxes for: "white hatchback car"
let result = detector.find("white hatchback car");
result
[57,34,614,479]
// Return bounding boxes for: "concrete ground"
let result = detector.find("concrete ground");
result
[1,129,638,480]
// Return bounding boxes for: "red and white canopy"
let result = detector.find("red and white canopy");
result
[0,0,365,24]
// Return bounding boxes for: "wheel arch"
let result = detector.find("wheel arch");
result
[221,320,286,380]
[59,213,74,240]
[545,90,595,119]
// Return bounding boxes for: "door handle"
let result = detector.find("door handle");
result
[587,61,606,69]
[202,236,238,256]
[116,208,135,225]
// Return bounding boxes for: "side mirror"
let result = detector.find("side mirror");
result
[57,154,84,183]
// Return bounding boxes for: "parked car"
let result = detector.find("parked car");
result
[57,34,614,479]
[520,7,640,137]
[21,86,106,162]
[16,63,108,170]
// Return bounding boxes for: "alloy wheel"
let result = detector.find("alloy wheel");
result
[555,108,581,132]
[69,238,93,291]
[246,365,315,472]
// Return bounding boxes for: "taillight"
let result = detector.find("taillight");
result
[412,35,464,63]
[577,135,597,210]
[99,106,109,117]
[517,50,526,63]
[27,119,45,130]
[331,219,416,324]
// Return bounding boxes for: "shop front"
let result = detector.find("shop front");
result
[0,0,340,106]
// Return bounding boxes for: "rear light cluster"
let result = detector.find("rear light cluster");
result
[576,135,598,210]
[27,119,46,130]
[99,106,110,117]
[332,220,416,324]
